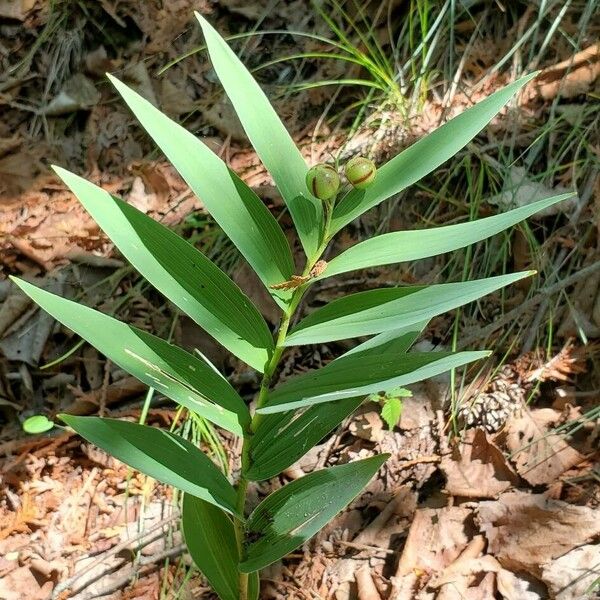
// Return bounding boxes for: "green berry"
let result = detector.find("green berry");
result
[306,164,340,201]
[345,156,376,189]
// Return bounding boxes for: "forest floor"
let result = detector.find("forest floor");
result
[1,1,599,599]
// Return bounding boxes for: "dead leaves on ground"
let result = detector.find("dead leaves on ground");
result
[391,491,600,599]
[478,491,600,577]
[505,408,585,485]
[442,428,520,498]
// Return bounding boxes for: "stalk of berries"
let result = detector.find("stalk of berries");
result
[305,155,377,202]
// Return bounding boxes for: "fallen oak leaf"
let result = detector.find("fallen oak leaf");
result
[505,407,585,486]
[477,490,600,577]
[442,428,520,498]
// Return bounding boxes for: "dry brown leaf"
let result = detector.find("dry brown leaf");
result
[0,493,39,540]
[541,544,600,600]
[269,275,310,290]
[497,570,546,600]
[126,176,157,214]
[505,408,585,485]
[0,566,51,600]
[534,43,600,100]
[397,506,475,577]
[442,428,520,498]
[350,411,385,443]
[477,491,600,576]
[0,0,36,20]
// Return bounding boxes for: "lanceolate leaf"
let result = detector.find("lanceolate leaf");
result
[259,351,489,414]
[330,73,537,234]
[246,397,363,481]
[183,496,260,600]
[108,75,294,306]
[320,194,571,279]
[240,455,388,572]
[53,167,273,372]
[61,416,239,515]
[247,323,428,480]
[12,279,249,435]
[286,272,531,346]
[341,320,428,358]
[196,13,323,258]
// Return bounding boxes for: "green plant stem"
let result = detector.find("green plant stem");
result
[233,202,334,600]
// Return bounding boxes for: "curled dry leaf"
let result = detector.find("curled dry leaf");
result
[349,410,385,443]
[269,275,310,290]
[541,544,600,600]
[442,428,520,498]
[497,569,546,600]
[531,43,600,101]
[477,491,600,576]
[505,408,585,485]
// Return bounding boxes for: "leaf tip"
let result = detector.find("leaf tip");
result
[51,164,69,179]
[194,11,209,30]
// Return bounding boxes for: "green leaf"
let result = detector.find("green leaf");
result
[108,74,294,306]
[330,74,538,234]
[247,397,363,481]
[259,350,489,414]
[182,495,259,600]
[240,454,387,572]
[196,14,323,258]
[52,167,273,372]
[321,194,571,279]
[381,397,402,430]
[286,272,531,346]
[22,415,54,434]
[247,322,429,480]
[61,416,239,515]
[341,320,429,358]
[11,279,249,436]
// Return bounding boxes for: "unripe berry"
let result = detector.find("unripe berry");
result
[306,164,340,201]
[345,156,376,189]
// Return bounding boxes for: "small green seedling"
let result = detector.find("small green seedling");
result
[22,415,55,434]
[369,387,413,430]
[12,14,570,600]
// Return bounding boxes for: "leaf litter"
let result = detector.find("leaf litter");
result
[1,1,600,598]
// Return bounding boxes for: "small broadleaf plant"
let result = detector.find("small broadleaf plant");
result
[12,14,570,600]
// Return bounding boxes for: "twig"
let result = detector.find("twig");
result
[52,513,179,599]
[335,540,395,556]
[458,261,600,349]
[80,544,187,600]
